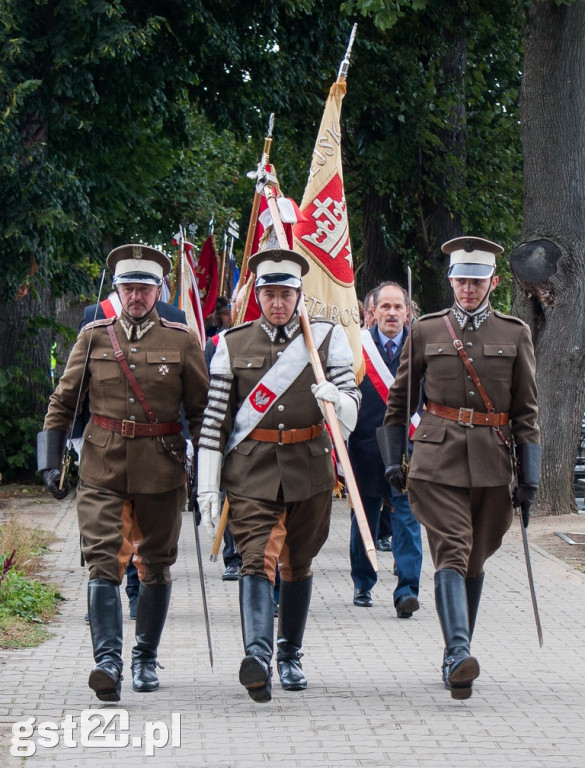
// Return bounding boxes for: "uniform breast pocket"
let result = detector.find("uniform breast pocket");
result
[146,350,181,387]
[89,349,122,384]
[232,355,267,389]
[484,343,516,381]
[424,342,459,379]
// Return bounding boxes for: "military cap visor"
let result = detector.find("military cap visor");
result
[442,236,503,280]
[249,248,310,285]
[107,244,171,286]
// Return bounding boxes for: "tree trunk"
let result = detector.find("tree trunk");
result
[513,1,585,516]
[358,187,405,296]
[0,284,53,417]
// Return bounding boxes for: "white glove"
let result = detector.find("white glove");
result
[185,439,194,468]
[311,381,358,439]
[311,381,340,417]
[197,448,222,539]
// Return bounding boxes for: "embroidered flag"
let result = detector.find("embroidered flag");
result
[292,81,363,380]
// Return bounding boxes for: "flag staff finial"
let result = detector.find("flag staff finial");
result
[337,23,358,83]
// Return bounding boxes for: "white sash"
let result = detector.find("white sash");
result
[225,322,331,454]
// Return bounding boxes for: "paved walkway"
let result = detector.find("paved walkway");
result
[2,493,585,767]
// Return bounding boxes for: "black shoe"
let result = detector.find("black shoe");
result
[396,595,420,618]
[129,594,138,620]
[132,660,163,692]
[89,663,122,702]
[353,588,373,607]
[239,655,272,702]
[222,565,242,581]
[443,654,480,699]
[376,536,392,552]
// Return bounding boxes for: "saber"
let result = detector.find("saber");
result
[193,503,214,668]
[519,508,544,647]
[401,266,413,491]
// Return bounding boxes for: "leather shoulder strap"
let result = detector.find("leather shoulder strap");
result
[107,324,158,422]
[442,314,494,412]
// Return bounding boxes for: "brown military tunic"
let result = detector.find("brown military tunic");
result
[384,305,539,576]
[201,317,359,581]
[44,310,209,583]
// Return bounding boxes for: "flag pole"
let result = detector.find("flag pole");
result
[209,115,275,560]
[264,181,377,572]
[337,23,357,84]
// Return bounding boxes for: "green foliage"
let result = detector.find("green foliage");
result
[0,556,62,624]
[0,365,45,478]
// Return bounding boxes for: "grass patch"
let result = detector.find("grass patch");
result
[0,510,57,578]
[0,512,63,648]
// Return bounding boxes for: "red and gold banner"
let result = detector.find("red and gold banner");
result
[292,81,363,379]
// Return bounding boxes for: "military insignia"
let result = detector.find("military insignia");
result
[133,245,143,259]
[159,365,169,376]
[250,383,276,413]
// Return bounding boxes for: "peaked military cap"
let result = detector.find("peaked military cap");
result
[443,236,504,279]
[107,244,171,286]
[249,248,310,289]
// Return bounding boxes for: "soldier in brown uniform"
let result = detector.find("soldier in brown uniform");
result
[378,236,541,699]
[197,248,360,703]
[37,244,208,701]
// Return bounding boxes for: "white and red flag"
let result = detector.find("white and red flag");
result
[292,80,364,380]
[170,233,206,347]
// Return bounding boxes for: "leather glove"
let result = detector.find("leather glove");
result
[384,464,406,494]
[196,448,222,540]
[43,469,69,501]
[311,381,340,417]
[513,444,541,529]
[512,485,536,528]
[188,486,201,525]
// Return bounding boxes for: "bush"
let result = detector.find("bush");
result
[0,561,62,622]
[0,365,45,482]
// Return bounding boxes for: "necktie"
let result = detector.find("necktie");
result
[385,340,396,358]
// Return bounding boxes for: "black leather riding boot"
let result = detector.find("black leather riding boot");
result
[239,575,275,703]
[466,572,485,640]
[276,576,312,691]
[131,582,172,692]
[435,569,480,700]
[87,579,123,702]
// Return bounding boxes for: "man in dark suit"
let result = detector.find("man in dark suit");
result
[348,282,422,617]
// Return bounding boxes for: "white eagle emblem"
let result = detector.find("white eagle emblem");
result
[254,391,271,408]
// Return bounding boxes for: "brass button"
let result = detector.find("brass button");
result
[130,415,136,421]
[131,347,137,353]
[277,405,284,412]
[466,342,473,347]
[469,391,475,396]
[129,398,135,404]
[130,364,136,370]
[278,423,285,429]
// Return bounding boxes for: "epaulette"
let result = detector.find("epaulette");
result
[225,321,254,334]
[84,316,115,330]
[418,308,451,321]
[493,310,527,326]
[160,317,189,332]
